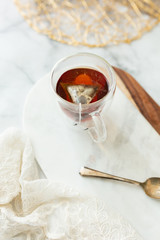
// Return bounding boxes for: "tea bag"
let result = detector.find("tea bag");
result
[67,85,97,104]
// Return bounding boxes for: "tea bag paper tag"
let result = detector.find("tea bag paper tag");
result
[67,85,97,104]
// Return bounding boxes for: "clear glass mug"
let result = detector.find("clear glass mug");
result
[51,53,116,142]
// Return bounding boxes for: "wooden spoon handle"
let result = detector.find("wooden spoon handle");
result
[113,67,160,135]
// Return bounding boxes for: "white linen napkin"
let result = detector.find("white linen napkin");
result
[0,128,142,240]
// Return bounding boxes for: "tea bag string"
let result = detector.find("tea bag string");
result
[78,103,82,124]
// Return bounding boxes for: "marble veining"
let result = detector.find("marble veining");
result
[1,0,160,132]
[0,0,160,239]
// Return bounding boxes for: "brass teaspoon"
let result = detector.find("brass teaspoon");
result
[80,167,160,199]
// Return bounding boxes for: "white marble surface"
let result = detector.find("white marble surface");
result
[23,72,160,240]
[0,0,160,239]
[0,0,160,134]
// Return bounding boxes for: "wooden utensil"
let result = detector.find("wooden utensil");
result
[113,67,160,134]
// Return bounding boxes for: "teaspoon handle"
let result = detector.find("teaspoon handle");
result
[80,167,140,186]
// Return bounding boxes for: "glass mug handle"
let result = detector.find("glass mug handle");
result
[85,113,107,143]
